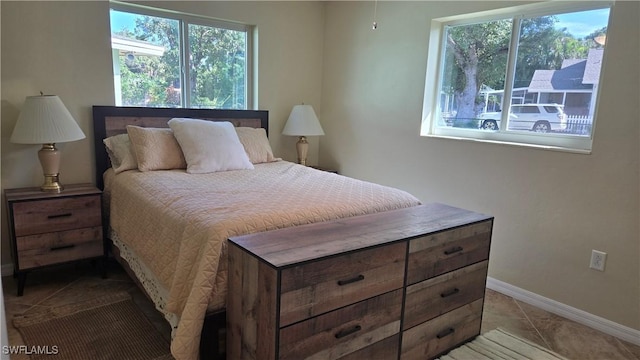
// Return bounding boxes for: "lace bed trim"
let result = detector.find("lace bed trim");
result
[109,227,180,338]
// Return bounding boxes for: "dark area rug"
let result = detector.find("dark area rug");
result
[13,292,173,360]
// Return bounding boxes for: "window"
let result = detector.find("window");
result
[421,2,612,153]
[109,3,251,109]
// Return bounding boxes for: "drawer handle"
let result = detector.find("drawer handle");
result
[335,325,362,339]
[337,274,365,286]
[50,244,75,251]
[444,246,463,255]
[436,328,455,339]
[440,288,460,298]
[47,213,72,219]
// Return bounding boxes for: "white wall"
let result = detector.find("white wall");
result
[320,1,639,330]
[1,1,115,268]
[0,1,325,265]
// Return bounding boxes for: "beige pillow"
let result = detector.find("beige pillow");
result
[235,127,278,164]
[126,126,186,172]
[103,133,138,174]
[168,118,254,174]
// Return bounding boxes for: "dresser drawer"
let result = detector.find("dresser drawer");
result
[339,334,399,360]
[403,260,488,330]
[12,195,102,237]
[280,242,406,327]
[16,226,104,270]
[279,289,402,360]
[401,298,483,360]
[407,221,491,285]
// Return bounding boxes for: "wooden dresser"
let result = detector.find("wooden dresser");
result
[227,203,493,359]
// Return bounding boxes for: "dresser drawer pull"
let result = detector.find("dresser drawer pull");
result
[436,327,455,339]
[334,325,362,339]
[50,244,75,251]
[440,288,460,298]
[337,274,365,286]
[47,213,73,219]
[444,246,464,255]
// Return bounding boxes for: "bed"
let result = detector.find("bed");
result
[92,106,422,360]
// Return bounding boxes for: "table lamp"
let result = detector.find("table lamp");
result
[282,104,324,166]
[10,95,86,193]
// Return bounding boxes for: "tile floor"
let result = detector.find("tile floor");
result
[481,289,639,360]
[2,260,639,360]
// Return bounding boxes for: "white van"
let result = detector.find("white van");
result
[478,104,567,132]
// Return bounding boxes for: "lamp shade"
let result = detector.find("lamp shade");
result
[10,95,85,144]
[282,104,325,136]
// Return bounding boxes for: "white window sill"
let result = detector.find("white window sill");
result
[423,134,592,155]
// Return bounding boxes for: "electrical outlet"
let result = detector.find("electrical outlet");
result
[590,250,607,271]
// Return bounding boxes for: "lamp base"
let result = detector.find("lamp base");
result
[41,174,63,193]
[38,144,63,193]
[296,136,309,166]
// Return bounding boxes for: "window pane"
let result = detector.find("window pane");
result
[110,10,181,107]
[509,9,609,135]
[520,106,540,114]
[425,4,611,151]
[188,24,247,109]
[438,19,512,130]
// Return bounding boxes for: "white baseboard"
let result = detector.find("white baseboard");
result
[486,277,640,346]
[1,264,13,277]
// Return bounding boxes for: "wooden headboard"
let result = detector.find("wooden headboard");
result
[92,106,269,190]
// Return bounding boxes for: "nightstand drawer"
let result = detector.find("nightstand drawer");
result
[12,195,102,237]
[279,289,402,360]
[280,242,406,327]
[17,226,103,269]
[407,220,491,285]
[401,298,483,360]
[403,260,488,330]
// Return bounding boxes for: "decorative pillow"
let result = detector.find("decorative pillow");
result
[235,127,278,164]
[126,126,187,172]
[103,133,138,174]
[168,118,254,174]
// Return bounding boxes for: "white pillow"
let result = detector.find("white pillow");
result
[168,118,254,174]
[103,133,138,174]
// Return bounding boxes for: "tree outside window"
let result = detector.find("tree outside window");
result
[110,8,249,109]
[430,4,610,151]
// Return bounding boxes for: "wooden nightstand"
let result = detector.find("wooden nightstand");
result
[5,183,105,296]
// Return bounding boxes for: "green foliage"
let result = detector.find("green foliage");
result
[119,51,178,107]
[585,27,607,48]
[115,14,245,109]
[188,24,246,109]
[443,20,511,96]
[514,17,590,87]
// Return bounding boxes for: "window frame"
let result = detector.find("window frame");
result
[420,1,613,154]
[110,1,254,109]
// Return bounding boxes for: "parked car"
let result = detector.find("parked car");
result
[477,104,567,132]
